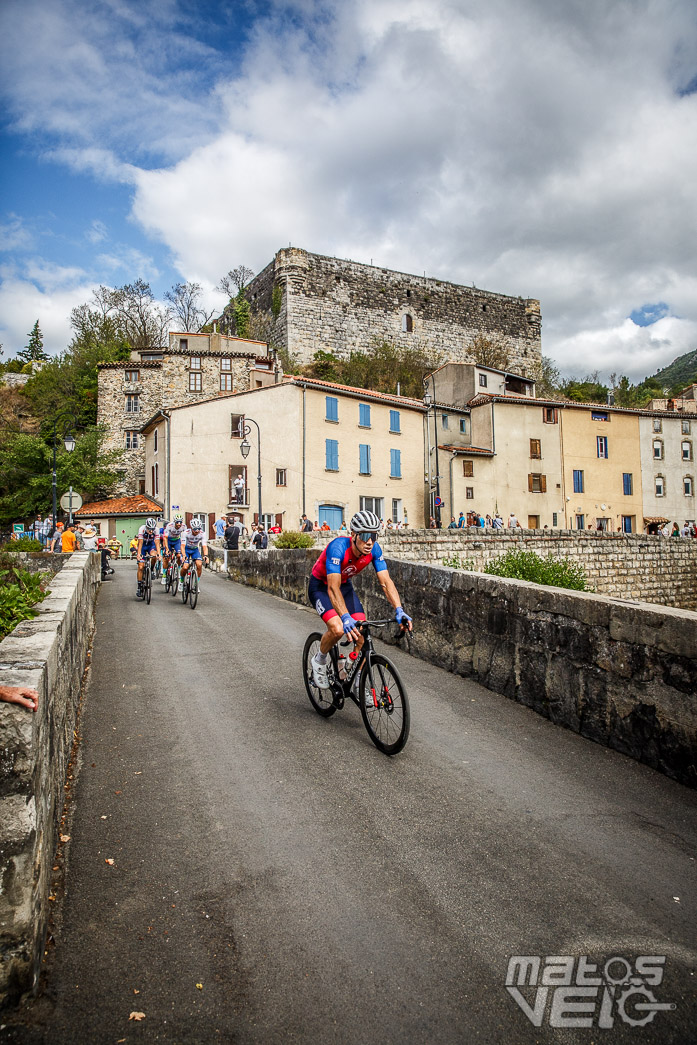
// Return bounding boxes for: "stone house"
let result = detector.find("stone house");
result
[73,495,163,550]
[245,247,542,375]
[97,331,277,496]
[140,378,428,535]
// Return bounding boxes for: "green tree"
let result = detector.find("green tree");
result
[233,289,252,340]
[559,372,609,403]
[17,320,49,364]
[535,355,562,399]
[0,426,122,528]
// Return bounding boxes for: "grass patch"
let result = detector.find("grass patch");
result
[484,549,591,591]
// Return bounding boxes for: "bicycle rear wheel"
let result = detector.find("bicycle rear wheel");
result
[189,569,198,609]
[170,568,179,597]
[165,564,171,592]
[181,572,189,604]
[359,654,410,755]
[145,565,152,604]
[302,633,337,718]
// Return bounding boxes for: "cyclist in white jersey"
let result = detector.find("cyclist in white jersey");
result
[163,515,186,570]
[180,517,209,583]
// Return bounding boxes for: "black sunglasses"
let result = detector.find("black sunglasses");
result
[355,531,376,542]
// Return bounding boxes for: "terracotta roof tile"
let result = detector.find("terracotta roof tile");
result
[75,495,162,517]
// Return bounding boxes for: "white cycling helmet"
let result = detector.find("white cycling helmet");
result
[173,512,183,522]
[145,517,157,531]
[350,510,381,534]
[190,516,203,531]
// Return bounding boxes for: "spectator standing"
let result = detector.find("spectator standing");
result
[50,522,64,552]
[300,514,313,533]
[507,513,520,528]
[671,522,681,537]
[215,512,227,542]
[485,514,493,527]
[81,525,99,551]
[41,516,52,547]
[33,515,44,543]
[234,474,245,503]
[447,516,458,529]
[492,514,503,529]
[428,516,437,529]
[457,512,466,528]
[59,525,78,554]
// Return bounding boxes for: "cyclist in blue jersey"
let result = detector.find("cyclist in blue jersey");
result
[136,517,161,597]
[308,510,412,689]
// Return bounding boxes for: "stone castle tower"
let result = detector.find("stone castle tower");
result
[247,247,542,375]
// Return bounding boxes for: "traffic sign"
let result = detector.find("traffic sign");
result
[434,497,443,507]
[60,491,83,511]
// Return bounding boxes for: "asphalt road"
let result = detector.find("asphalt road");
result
[3,560,696,1044]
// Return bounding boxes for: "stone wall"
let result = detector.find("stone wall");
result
[210,547,697,788]
[0,552,100,1007]
[310,529,697,610]
[247,248,542,374]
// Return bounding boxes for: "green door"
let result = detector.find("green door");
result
[115,516,144,558]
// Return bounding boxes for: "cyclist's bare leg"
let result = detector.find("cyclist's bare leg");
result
[319,616,364,657]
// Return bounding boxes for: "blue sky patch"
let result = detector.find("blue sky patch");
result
[630,303,669,327]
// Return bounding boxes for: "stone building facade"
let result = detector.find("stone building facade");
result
[246,247,542,375]
[97,332,276,497]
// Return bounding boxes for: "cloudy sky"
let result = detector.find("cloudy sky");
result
[1,0,696,381]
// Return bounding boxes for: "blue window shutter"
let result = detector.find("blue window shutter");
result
[360,403,371,427]
[390,409,400,433]
[623,473,633,496]
[573,469,584,493]
[390,449,401,478]
[359,444,371,474]
[326,438,338,470]
[326,396,338,421]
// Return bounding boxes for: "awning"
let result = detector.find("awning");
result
[643,516,669,524]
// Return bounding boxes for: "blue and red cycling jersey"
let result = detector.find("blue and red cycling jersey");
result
[311,536,387,585]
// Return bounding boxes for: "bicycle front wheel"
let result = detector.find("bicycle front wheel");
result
[145,566,152,605]
[189,570,198,609]
[359,654,410,755]
[170,569,179,597]
[181,573,188,604]
[302,633,337,718]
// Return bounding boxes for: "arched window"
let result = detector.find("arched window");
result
[402,314,413,333]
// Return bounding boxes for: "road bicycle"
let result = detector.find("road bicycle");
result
[302,619,411,755]
[180,557,199,609]
[164,555,179,596]
[137,557,153,604]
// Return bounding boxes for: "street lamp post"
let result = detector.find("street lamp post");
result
[239,417,262,527]
[423,376,442,527]
[51,417,77,533]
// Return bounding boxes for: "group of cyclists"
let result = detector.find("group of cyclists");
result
[135,514,208,599]
[133,508,413,676]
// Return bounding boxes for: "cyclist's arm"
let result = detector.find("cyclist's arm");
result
[154,537,161,555]
[202,541,209,560]
[136,536,144,559]
[163,534,170,554]
[375,569,412,630]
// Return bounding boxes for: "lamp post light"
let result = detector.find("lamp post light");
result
[239,417,262,527]
[51,416,77,533]
[422,377,442,527]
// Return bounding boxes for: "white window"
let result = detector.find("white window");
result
[682,419,691,434]
[653,440,663,460]
[360,496,383,517]
[479,374,488,388]
[125,369,139,383]
[220,373,232,391]
[653,418,662,432]
[124,430,139,449]
[190,355,201,369]
[655,475,665,497]
[221,357,231,371]
[682,441,692,461]
[125,394,140,413]
[189,372,202,391]
[685,476,694,497]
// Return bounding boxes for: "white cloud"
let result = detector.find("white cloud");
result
[85,219,108,245]
[0,214,32,252]
[0,272,96,356]
[2,0,697,382]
